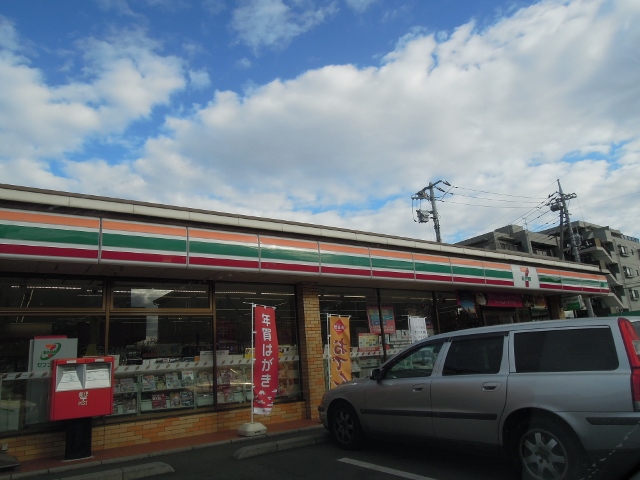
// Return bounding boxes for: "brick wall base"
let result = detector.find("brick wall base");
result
[3,401,305,462]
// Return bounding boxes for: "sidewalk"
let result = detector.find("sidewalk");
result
[0,418,325,480]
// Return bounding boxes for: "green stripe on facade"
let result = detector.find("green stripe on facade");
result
[261,247,319,264]
[102,233,186,253]
[0,224,98,246]
[484,269,513,280]
[539,274,562,284]
[371,257,414,271]
[189,241,258,259]
[451,266,484,277]
[320,252,371,268]
[414,262,451,274]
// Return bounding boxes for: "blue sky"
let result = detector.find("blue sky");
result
[0,0,639,243]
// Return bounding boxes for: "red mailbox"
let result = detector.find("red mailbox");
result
[49,356,115,421]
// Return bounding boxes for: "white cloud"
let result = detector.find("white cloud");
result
[231,0,339,51]
[0,24,186,160]
[236,57,252,69]
[189,69,211,89]
[148,0,639,239]
[344,0,376,13]
[1,0,640,243]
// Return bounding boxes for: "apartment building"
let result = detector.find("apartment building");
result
[457,222,640,315]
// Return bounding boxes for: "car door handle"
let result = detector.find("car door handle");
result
[412,384,426,392]
[482,382,501,391]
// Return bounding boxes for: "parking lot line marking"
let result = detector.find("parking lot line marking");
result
[338,458,437,480]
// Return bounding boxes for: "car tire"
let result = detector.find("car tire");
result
[330,402,363,450]
[511,417,587,480]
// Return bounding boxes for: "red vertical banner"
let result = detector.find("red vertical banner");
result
[253,305,279,415]
[329,315,352,388]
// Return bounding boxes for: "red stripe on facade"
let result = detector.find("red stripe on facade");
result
[0,243,98,259]
[485,279,515,286]
[101,250,186,265]
[260,262,320,274]
[415,273,452,282]
[452,276,485,284]
[189,257,259,270]
[372,270,414,280]
[582,287,603,293]
[540,283,563,290]
[320,266,371,277]
[562,286,583,292]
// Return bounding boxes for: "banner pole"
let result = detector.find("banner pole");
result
[326,314,331,390]
[250,303,255,425]
[238,303,266,437]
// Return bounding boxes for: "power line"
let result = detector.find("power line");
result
[582,189,640,208]
[468,179,559,236]
[444,192,544,205]
[442,200,535,208]
[449,186,543,199]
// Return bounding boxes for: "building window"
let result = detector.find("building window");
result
[214,283,300,402]
[0,315,106,431]
[0,277,104,309]
[112,281,210,309]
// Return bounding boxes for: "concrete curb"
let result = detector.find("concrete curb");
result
[51,462,174,480]
[233,431,330,460]
[0,425,325,480]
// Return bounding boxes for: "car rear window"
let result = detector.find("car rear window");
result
[514,327,619,373]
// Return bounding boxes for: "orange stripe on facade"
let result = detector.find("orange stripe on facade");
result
[538,268,605,283]
[189,229,257,244]
[482,261,512,270]
[102,220,186,237]
[0,209,99,229]
[369,249,413,260]
[413,253,450,264]
[319,243,369,256]
[449,258,483,268]
[260,237,317,250]
[562,272,591,280]
[537,268,561,276]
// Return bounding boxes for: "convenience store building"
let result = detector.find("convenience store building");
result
[0,184,609,461]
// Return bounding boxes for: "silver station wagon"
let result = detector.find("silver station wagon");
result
[318,317,640,480]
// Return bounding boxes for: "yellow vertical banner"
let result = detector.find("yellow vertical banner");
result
[329,315,352,388]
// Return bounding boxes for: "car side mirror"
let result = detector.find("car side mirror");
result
[370,368,382,381]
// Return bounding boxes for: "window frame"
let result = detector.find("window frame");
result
[510,326,620,374]
[380,339,445,380]
[440,333,507,376]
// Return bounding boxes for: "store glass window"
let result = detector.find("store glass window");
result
[108,316,212,363]
[319,286,379,378]
[112,281,210,309]
[435,291,481,333]
[214,283,300,404]
[0,315,105,373]
[0,277,104,309]
[379,289,436,351]
[107,315,214,415]
[0,315,105,432]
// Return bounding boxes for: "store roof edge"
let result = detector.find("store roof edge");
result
[0,183,601,274]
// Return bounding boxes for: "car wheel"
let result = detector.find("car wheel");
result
[330,402,363,450]
[512,418,586,480]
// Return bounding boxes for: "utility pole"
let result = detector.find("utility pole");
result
[547,179,594,316]
[547,180,579,262]
[412,180,449,242]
